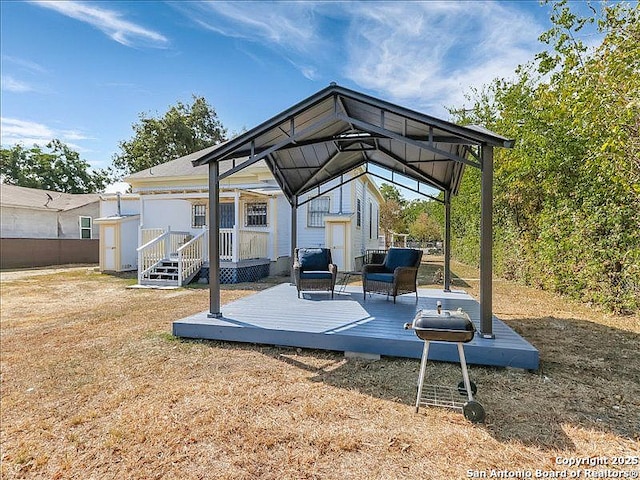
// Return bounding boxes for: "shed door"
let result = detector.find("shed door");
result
[328,223,346,271]
[103,225,117,271]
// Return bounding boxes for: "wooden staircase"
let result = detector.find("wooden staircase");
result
[140,257,201,287]
[137,229,207,287]
[142,259,179,286]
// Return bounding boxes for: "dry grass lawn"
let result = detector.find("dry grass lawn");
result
[1,260,638,479]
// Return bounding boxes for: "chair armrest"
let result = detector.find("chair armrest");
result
[362,263,387,275]
[329,263,338,283]
[394,266,419,284]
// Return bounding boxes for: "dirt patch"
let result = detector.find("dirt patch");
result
[1,265,638,479]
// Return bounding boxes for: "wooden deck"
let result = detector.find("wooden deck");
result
[173,284,539,370]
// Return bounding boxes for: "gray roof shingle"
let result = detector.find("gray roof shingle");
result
[0,184,100,211]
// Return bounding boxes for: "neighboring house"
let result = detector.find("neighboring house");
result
[101,146,383,286]
[0,184,100,269]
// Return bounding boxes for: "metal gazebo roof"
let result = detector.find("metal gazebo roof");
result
[194,83,514,339]
[192,83,513,203]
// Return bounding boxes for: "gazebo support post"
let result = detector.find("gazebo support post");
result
[290,198,297,285]
[480,145,494,338]
[444,190,452,292]
[208,161,222,318]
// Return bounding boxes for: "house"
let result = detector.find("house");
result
[0,184,100,268]
[101,145,384,286]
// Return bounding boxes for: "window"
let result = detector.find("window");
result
[356,199,362,228]
[80,216,92,239]
[192,204,207,228]
[245,202,267,227]
[369,202,373,239]
[307,196,330,227]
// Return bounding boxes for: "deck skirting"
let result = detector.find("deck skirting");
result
[199,259,271,284]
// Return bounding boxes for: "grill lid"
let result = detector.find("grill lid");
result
[409,308,475,343]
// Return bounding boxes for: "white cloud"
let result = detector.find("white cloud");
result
[0,117,89,151]
[1,118,54,142]
[175,1,319,52]
[60,130,93,141]
[1,55,48,74]
[1,75,34,93]
[175,1,545,115]
[31,1,168,47]
[342,1,543,114]
[172,1,331,79]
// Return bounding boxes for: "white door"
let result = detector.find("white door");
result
[329,223,346,271]
[103,225,117,271]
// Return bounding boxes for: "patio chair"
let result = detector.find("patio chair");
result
[362,247,423,303]
[293,248,338,299]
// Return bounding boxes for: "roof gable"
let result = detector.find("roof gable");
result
[125,144,270,186]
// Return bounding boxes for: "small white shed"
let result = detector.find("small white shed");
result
[95,215,140,272]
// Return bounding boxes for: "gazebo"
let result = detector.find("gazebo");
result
[192,83,513,340]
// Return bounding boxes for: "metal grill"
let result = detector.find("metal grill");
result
[405,306,486,423]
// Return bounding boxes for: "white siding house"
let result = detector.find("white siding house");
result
[100,147,383,285]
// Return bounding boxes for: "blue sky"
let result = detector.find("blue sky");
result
[2,1,571,190]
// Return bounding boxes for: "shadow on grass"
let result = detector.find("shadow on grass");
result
[169,264,637,449]
[176,311,639,450]
[417,260,471,289]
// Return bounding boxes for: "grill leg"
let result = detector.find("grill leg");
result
[457,343,474,402]
[415,341,430,413]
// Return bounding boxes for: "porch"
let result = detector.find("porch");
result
[173,284,539,370]
[137,227,270,286]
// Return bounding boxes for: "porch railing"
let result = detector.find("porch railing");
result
[219,229,269,261]
[177,229,207,286]
[137,227,269,284]
[141,228,165,245]
[137,230,191,283]
[220,228,234,261]
[239,231,269,260]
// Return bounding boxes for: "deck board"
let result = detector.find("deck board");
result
[173,284,539,369]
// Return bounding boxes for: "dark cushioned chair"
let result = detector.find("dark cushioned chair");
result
[362,248,423,303]
[293,248,338,299]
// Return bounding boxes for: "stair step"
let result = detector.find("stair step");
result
[140,279,179,287]
[139,256,203,287]
[149,274,178,280]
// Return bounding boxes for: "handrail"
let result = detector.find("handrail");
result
[141,228,164,246]
[137,231,169,252]
[176,229,206,254]
[137,230,193,284]
[177,230,207,286]
[137,231,170,283]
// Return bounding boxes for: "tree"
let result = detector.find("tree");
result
[449,1,640,312]
[377,183,407,245]
[112,95,227,175]
[408,212,442,243]
[379,183,406,205]
[0,140,111,193]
